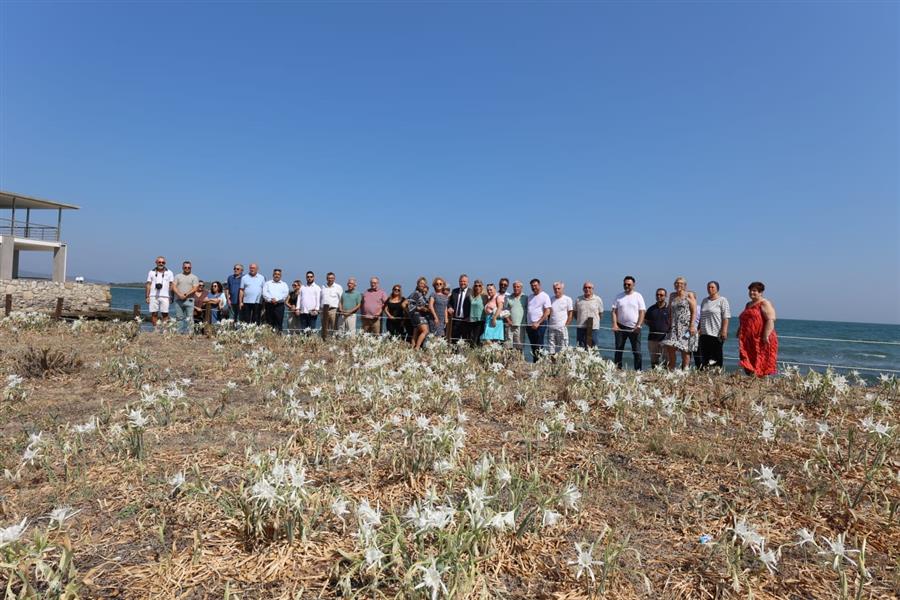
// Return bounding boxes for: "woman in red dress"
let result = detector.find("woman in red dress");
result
[738,281,778,376]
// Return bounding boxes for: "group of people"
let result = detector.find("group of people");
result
[146,257,779,377]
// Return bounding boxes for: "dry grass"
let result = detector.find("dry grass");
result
[1,319,898,599]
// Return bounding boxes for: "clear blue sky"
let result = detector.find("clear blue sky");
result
[1,2,898,323]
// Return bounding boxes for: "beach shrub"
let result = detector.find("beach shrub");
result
[15,346,82,378]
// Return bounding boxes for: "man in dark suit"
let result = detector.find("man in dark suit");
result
[447,273,472,345]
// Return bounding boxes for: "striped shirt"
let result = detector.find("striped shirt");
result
[699,296,731,336]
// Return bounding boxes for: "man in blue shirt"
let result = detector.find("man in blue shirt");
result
[239,263,266,325]
[225,263,243,322]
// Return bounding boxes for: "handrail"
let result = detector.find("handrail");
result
[0,219,60,241]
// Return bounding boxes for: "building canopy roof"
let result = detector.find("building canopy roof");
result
[0,190,80,210]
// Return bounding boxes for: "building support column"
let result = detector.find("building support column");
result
[0,236,14,279]
[12,249,20,278]
[52,244,67,283]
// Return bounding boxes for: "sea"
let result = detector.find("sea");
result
[110,287,900,376]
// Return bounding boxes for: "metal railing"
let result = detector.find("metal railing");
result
[0,218,60,241]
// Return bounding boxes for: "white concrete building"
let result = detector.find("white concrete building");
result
[0,191,79,283]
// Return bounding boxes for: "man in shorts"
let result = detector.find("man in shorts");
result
[145,256,174,327]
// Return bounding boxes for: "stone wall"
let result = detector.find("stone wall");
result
[0,279,111,314]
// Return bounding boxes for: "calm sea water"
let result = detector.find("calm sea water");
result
[111,287,899,375]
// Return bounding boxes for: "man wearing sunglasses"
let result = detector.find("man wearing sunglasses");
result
[172,261,200,334]
[145,256,174,328]
[225,264,244,322]
[611,276,646,370]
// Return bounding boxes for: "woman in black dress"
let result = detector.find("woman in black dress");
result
[385,284,409,340]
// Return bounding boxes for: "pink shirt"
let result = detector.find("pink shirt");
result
[484,295,504,314]
[361,289,388,317]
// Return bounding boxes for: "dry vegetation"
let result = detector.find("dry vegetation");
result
[1,313,898,599]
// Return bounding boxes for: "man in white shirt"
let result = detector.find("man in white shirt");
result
[298,271,321,332]
[145,256,174,327]
[239,263,266,325]
[611,275,646,370]
[547,282,574,354]
[319,271,343,340]
[575,281,604,350]
[526,278,552,361]
[262,268,289,332]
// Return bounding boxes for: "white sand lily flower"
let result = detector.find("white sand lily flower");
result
[357,498,382,528]
[0,518,28,547]
[465,485,492,513]
[542,509,562,528]
[758,544,779,573]
[568,541,603,582]
[860,417,891,437]
[47,506,80,528]
[433,459,454,475]
[732,519,764,551]
[168,471,186,491]
[472,455,492,480]
[795,528,816,547]
[559,484,581,512]
[489,510,516,532]
[127,408,150,429]
[73,419,97,434]
[22,445,42,465]
[331,496,350,520]
[819,533,860,568]
[250,480,279,506]
[414,558,448,600]
[364,544,385,571]
[753,465,781,496]
[496,465,512,486]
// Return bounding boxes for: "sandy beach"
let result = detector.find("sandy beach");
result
[1,315,898,598]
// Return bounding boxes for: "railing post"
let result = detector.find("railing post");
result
[4,294,11,317]
[204,302,212,337]
[54,297,64,320]
[585,317,593,348]
[133,304,141,319]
